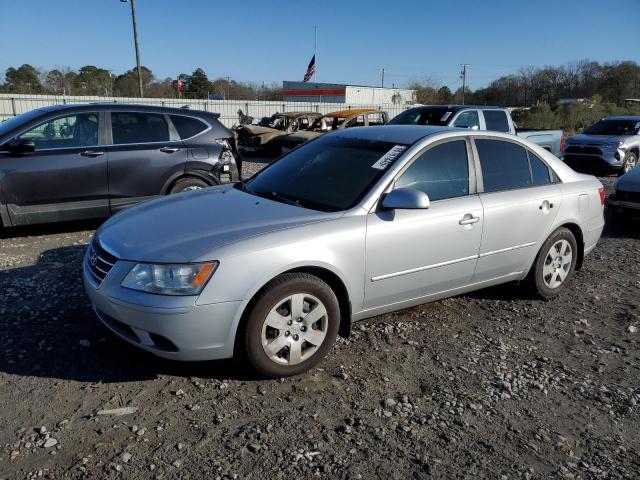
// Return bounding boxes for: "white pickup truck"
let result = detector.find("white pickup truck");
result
[389,105,564,157]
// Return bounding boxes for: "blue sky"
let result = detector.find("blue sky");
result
[1,0,638,89]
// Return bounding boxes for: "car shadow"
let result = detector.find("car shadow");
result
[0,245,256,383]
[0,218,104,239]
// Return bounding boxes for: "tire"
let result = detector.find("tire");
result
[621,152,638,175]
[238,273,340,378]
[169,177,210,194]
[527,227,578,299]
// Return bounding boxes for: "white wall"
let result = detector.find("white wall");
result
[0,94,413,128]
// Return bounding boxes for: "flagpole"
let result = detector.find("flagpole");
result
[314,26,317,83]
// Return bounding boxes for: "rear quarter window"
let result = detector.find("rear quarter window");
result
[170,115,208,139]
[483,110,510,133]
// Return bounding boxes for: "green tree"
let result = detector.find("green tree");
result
[73,65,112,96]
[187,68,211,98]
[114,66,154,97]
[4,64,43,93]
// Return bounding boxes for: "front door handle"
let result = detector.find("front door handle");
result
[160,146,180,153]
[539,200,554,211]
[80,150,104,157]
[459,214,480,226]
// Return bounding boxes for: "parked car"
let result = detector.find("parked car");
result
[274,108,388,154]
[389,105,565,156]
[562,116,640,175]
[0,104,241,228]
[607,165,640,217]
[235,111,321,155]
[84,125,604,377]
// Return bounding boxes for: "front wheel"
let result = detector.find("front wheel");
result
[169,177,210,194]
[528,227,578,299]
[622,152,637,174]
[238,273,340,378]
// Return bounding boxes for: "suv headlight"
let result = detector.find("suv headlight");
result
[604,141,625,149]
[121,262,218,295]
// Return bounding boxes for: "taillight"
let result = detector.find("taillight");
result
[598,187,606,205]
[560,135,566,153]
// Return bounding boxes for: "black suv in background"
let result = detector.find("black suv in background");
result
[0,104,241,227]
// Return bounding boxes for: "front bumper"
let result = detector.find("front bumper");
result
[562,152,623,174]
[83,249,244,361]
[608,190,640,212]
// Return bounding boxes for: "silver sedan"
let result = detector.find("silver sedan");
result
[83,126,605,377]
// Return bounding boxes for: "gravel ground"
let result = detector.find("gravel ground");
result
[1,167,639,479]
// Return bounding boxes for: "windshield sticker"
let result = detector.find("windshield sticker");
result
[441,112,453,122]
[371,145,407,170]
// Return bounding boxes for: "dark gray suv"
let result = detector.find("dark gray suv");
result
[0,104,241,227]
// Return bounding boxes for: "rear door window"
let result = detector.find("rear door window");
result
[169,115,208,139]
[18,113,99,150]
[452,110,480,129]
[111,112,170,144]
[367,112,386,126]
[475,139,531,192]
[395,140,469,201]
[482,110,510,132]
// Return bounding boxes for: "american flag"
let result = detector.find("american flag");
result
[303,55,316,82]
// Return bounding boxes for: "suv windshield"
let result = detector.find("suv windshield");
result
[241,136,408,212]
[389,108,452,126]
[584,119,640,136]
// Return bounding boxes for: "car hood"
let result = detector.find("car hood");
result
[566,134,622,145]
[616,166,640,192]
[96,184,340,263]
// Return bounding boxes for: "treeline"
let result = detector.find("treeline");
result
[0,64,282,100]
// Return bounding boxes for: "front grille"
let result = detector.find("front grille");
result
[615,190,640,203]
[565,145,602,155]
[563,155,612,173]
[86,239,118,286]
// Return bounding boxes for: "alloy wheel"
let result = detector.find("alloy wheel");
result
[542,239,572,289]
[261,293,328,365]
[182,185,203,192]
[623,155,637,173]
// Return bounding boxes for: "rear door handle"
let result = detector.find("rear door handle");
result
[459,214,480,225]
[160,146,180,153]
[539,200,554,210]
[80,150,104,157]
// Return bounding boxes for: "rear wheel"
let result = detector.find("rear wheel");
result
[622,152,637,174]
[528,227,578,299]
[238,273,340,378]
[169,177,210,194]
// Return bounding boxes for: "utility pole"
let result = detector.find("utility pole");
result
[460,64,469,105]
[121,0,144,97]
[225,76,231,100]
[381,68,385,88]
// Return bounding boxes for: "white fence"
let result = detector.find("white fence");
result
[0,94,412,128]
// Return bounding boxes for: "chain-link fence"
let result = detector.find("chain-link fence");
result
[0,94,412,128]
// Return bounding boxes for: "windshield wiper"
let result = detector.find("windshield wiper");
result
[251,190,303,208]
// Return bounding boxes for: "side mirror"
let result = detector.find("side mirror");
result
[470,125,479,130]
[4,138,35,154]
[381,188,430,210]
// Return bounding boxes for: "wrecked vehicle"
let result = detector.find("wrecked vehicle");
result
[235,111,321,154]
[274,108,388,153]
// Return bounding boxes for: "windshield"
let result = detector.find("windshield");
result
[584,119,640,136]
[0,109,44,139]
[241,135,409,212]
[389,107,452,126]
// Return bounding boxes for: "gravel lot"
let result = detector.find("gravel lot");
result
[1,165,639,479]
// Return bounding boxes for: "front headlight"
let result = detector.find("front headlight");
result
[121,262,218,295]
[605,141,625,149]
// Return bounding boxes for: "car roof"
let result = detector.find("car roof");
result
[405,104,503,112]
[327,125,457,144]
[603,115,640,121]
[275,111,322,118]
[324,108,379,118]
[33,103,220,118]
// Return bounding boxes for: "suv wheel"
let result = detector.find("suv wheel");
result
[239,273,340,378]
[169,177,210,194]
[528,227,578,299]
[622,152,637,174]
